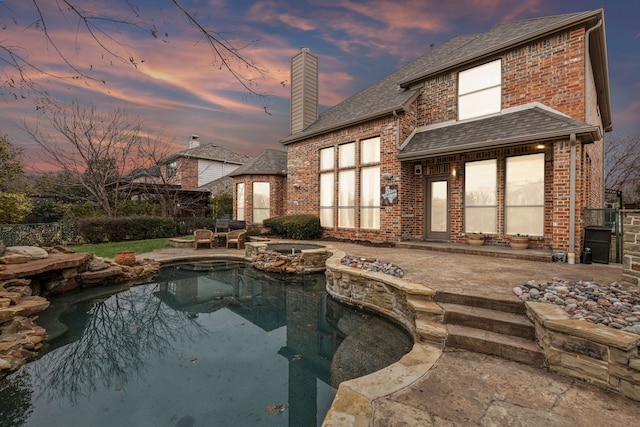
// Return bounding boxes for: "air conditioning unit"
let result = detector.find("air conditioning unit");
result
[414,164,423,176]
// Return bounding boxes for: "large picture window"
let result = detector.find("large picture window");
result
[464,159,497,233]
[252,182,270,224]
[361,166,380,229]
[458,59,501,120]
[505,153,544,236]
[236,183,245,221]
[338,170,355,228]
[319,173,334,227]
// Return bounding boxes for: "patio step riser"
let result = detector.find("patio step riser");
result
[435,291,525,315]
[446,325,546,367]
[440,303,535,340]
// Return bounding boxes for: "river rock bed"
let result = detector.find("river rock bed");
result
[513,278,640,335]
[341,256,404,278]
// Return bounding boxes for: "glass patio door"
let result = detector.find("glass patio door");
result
[426,177,449,240]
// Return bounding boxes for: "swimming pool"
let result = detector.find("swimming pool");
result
[0,260,412,426]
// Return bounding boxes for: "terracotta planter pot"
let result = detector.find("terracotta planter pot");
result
[509,237,529,250]
[114,251,136,266]
[466,235,485,246]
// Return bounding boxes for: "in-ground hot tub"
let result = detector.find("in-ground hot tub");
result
[266,243,324,254]
[245,241,331,273]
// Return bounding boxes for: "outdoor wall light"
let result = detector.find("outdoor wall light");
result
[536,143,546,149]
[293,183,301,189]
[451,167,457,178]
[382,172,393,180]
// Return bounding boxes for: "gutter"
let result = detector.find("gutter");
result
[568,133,577,264]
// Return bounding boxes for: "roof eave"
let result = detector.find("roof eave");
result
[281,91,419,145]
[399,9,604,88]
[397,127,600,161]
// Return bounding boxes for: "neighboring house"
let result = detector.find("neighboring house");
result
[160,135,252,189]
[279,9,611,258]
[230,149,288,224]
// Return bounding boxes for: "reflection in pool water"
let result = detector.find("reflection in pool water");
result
[0,261,412,427]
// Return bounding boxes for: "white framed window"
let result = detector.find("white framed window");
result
[320,146,334,171]
[339,142,355,168]
[505,153,544,236]
[236,183,245,221]
[361,166,380,229]
[319,172,334,227]
[167,161,177,178]
[361,136,380,164]
[458,59,501,120]
[252,182,270,224]
[464,159,497,233]
[338,170,355,228]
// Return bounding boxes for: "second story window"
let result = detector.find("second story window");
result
[167,161,177,178]
[458,59,501,120]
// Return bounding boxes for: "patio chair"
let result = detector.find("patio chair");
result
[226,228,247,249]
[193,229,214,249]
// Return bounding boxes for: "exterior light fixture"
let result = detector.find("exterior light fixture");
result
[382,172,393,180]
[536,144,546,149]
[293,183,301,189]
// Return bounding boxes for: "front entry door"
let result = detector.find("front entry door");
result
[426,177,449,240]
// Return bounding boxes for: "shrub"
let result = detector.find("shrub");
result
[77,216,176,243]
[210,192,233,219]
[0,192,32,224]
[263,215,322,240]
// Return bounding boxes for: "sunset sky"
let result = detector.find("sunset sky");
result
[0,0,638,172]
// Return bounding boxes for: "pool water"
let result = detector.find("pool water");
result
[0,261,412,427]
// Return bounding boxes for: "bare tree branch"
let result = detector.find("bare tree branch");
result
[1,1,266,99]
[605,134,640,204]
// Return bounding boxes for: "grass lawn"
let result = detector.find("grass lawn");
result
[69,238,173,259]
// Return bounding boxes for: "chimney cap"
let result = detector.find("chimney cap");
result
[190,134,199,140]
[300,46,310,52]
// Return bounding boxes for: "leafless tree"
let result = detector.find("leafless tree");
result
[605,134,640,205]
[23,101,149,216]
[0,0,265,99]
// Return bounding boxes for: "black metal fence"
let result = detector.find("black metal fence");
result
[0,222,78,247]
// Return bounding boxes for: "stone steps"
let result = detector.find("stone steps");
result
[439,303,536,340]
[409,292,545,367]
[446,324,546,367]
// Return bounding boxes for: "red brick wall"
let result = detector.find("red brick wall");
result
[178,158,199,189]
[284,25,603,252]
[233,175,286,224]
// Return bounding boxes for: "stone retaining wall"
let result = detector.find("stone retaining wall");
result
[623,210,640,287]
[324,247,640,402]
[527,301,640,401]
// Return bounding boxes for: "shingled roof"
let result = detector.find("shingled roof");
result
[162,143,252,165]
[398,104,601,161]
[281,9,609,145]
[228,149,287,177]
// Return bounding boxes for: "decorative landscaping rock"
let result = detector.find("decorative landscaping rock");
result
[0,254,31,264]
[514,278,640,335]
[7,246,49,260]
[341,256,404,278]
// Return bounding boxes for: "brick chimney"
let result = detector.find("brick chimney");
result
[189,134,200,149]
[290,46,318,134]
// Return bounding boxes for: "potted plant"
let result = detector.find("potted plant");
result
[509,234,529,250]
[466,232,486,246]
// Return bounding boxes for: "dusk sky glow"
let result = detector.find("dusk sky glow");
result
[0,0,638,173]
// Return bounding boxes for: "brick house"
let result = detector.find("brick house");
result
[230,149,288,224]
[160,135,252,189]
[277,9,611,259]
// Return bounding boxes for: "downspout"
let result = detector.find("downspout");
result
[568,19,602,264]
[584,18,604,208]
[568,133,577,264]
[393,110,401,149]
